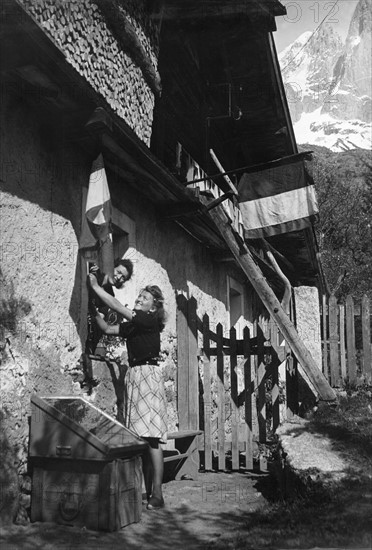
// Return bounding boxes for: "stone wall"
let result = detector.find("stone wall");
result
[293,286,322,369]
[0,0,272,526]
[19,0,159,145]
[293,286,323,398]
[0,87,90,524]
[0,83,240,524]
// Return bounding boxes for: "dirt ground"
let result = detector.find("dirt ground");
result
[0,471,271,550]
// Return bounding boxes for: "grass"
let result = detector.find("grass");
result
[217,387,372,549]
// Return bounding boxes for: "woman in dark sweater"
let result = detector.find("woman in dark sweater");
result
[88,274,167,510]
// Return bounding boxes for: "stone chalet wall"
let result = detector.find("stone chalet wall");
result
[19,0,159,146]
[0,87,91,524]
[0,82,236,525]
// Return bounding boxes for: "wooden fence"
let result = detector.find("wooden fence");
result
[321,294,372,387]
[176,295,299,471]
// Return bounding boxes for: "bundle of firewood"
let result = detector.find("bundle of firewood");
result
[18,0,158,145]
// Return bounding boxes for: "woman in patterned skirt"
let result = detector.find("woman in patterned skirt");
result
[88,274,167,510]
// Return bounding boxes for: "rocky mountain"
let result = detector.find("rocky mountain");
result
[279,0,372,151]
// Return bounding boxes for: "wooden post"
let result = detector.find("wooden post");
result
[329,294,340,387]
[204,201,336,401]
[346,295,357,384]
[322,294,329,380]
[230,327,239,470]
[361,295,371,383]
[270,318,280,432]
[340,304,347,382]
[175,295,200,479]
[286,349,299,419]
[257,323,267,443]
[216,323,226,471]
[188,296,199,431]
[202,314,213,471]
[176,295,189,431]
[243,326,253,470]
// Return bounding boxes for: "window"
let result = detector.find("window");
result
[79,191,136,350]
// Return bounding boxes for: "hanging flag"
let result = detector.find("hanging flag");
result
[79,153,114,281]
[238,158,318,239]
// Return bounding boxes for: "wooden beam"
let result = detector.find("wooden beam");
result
[209,148,238,196]
[259,239,294,273]
[150,0,285,21]
[202,197,336,402]
[261,239,292,314]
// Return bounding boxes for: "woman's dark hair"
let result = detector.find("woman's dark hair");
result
[114,258,134,280]
[144,285,166,332]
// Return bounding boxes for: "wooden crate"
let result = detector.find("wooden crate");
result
[29,395,147,531]
[30,456,142,531]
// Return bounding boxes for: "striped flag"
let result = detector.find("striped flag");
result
[79,154,114,280]
[238,159,318,239]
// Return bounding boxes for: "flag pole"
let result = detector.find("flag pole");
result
[203,196,336,402]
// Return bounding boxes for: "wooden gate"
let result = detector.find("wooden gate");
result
[176,295,299,471]
[321,294,372,387]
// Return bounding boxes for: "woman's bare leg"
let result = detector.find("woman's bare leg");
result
[143,438,164,508]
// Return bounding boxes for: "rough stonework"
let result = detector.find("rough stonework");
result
[273,415,349,499]
[294,286,322,369]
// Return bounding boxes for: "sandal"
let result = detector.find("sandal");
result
[146,496,164,510]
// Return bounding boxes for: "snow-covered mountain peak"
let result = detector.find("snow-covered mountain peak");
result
[278,0,371,152]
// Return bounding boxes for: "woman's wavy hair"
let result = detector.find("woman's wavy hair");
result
[144,285,166,332]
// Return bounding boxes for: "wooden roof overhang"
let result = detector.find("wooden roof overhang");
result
[151,1,286,22]
[151,1,323,288]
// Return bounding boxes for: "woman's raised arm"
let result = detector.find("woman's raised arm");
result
[88,273,133,320]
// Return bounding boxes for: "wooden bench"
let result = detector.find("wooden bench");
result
[163,429,203,480]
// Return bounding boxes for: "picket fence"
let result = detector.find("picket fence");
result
[321,294,372,387]
[176,295,298,471]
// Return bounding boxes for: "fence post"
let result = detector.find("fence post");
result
[361,295,371,383]
[202,313,212,471]
[187,296,199,431]
[270,318,280,432]
[243,326,253,470]
[256,321,267,443]
[230,327,239,470]
[329,294,340,386]
[216,323,226,470]
[176,295,189,430]
[322,294,329,380]
[176,295,200,479]
[346,295,357,384]
[339,304,347,382]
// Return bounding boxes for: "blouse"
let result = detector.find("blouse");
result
[118,310,160,366]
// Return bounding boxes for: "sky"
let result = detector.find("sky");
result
[274,0,358,53]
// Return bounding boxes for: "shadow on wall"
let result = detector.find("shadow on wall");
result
[1,91,97,352]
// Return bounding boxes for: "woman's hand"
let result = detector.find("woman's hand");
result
[88,273,99,289]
